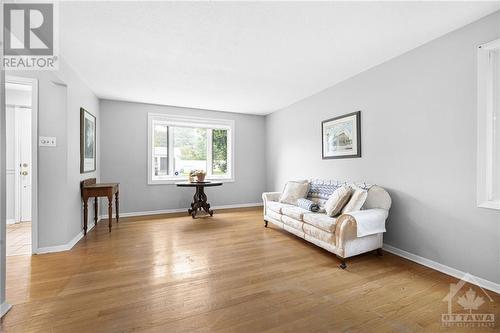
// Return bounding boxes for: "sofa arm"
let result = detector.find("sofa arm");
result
[262,192,281,202]
[335,208,389,246]
[262,192,281,216]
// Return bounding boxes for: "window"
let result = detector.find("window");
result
[148,113,234,184]
[477,38,500,210]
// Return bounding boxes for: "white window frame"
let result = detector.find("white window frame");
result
[147,113,235,185]
[477,38,500,210]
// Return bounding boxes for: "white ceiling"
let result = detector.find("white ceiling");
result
[60,1,500,115]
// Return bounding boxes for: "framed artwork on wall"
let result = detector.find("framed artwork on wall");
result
[322,111,361,159]
[80,107,96,173]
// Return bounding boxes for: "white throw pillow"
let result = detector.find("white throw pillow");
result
[279,181,310,205]
[341,186,368,213]
[324,186,352,217]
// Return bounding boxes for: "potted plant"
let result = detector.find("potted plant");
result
[189,170,206,182]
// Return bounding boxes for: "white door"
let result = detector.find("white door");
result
[6,106,16,223]
[16,107,32,222]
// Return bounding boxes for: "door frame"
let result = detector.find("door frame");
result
[6,76,38,254]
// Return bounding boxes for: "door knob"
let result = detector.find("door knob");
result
[21,171,28,176]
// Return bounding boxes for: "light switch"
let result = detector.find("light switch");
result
[39,136,57,147]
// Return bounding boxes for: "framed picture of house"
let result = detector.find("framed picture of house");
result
[80,108,96,173]
[322,111,361,159]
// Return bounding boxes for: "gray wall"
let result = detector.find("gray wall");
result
[100,100,266,213]
[1,0,7,310]
[266,12,500,283]
[7,58,100,248]
[1,58,7,311]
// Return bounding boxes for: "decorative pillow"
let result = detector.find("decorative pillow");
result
[279,181,310,205]
[324,186,352,217]
[296,198,320,212]
[341,186,368,213]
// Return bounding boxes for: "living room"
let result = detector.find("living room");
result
[0,1,499,332]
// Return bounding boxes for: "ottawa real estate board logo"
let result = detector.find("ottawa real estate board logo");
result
[2,2,58,70]
[442,273,495,328]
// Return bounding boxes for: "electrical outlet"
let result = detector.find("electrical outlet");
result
[39,136,57,147]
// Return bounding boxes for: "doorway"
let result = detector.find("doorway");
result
[5,76,38,256]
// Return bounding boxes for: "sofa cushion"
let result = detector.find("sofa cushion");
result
[296,198,320,212]
[279,181,310,205]
[303,213,337,233]
[267,201,293,214]
[308,180,342,200]
[281,206,309,221]
[324,186,352,217]
[342,186,368,214]
[303,223,335,244]
[307,179,374,207]
[282,215,304,230]
[267,209,283,222]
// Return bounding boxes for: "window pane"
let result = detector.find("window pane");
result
[160,157,168,171]
[153,123,168,176]
[173,127,207,176]
[212,129,228,176]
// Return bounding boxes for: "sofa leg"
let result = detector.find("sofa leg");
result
[376,248,383,256]
[264,220,268,228]
[337,256,347,269]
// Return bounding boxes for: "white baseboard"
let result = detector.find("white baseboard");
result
[36,222,96,254]
[0,302,12,318]
[99,202,263,219]
[6,219,16,225]
[383,244,500,294]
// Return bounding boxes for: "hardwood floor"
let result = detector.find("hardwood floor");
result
[1,207,498,332]
[6,222,31,256]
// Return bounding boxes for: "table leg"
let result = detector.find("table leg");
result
[83,198,88,235]
[94,197,98,227]
[115,191,119,223]
[108,195,113,232]
[199,187,213,216]
[188,190,198,218]
[188,200,195,217]
[188,186,214,218]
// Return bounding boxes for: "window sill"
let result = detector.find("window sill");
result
[478,200,500,211]
[148,178,235,185]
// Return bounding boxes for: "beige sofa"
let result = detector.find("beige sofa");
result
[262,180,392,268]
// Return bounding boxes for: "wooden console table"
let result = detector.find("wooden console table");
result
[176,181,222,218]
[80,178,119,234]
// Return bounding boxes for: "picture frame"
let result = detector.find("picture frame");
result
[80,107,96,173]
[321,111,361,159]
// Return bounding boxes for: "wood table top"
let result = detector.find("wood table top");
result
[83,183,119,189]
[176,181,223,187]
